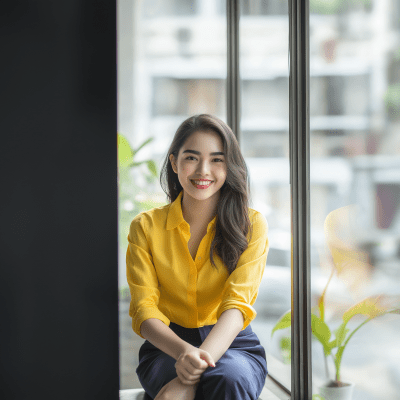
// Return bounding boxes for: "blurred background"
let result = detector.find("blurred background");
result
[117,1,400,398]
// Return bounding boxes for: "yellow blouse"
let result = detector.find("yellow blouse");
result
[126,190,269,339]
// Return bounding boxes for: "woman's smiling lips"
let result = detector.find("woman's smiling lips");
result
[191,179,213,188]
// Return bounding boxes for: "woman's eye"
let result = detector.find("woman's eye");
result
[185,157,224,162]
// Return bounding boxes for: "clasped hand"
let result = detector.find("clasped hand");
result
[174,346,216,386]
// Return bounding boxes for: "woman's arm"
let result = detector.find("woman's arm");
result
[140,318,193,360]
[198,308,244,364]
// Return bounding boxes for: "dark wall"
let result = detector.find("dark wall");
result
[0,1,119,399]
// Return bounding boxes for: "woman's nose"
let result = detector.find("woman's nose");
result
[196,161,211,172]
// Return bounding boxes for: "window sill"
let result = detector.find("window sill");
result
[263,352,291,400]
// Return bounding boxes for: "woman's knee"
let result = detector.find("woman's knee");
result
[137,353,178,398]
[198,358,261,399]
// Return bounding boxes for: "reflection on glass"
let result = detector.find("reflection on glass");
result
[309,1,400,399]
[118,0,227,390]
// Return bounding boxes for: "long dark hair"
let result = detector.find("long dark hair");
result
[159,114,253,276]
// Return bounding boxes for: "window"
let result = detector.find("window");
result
[239,6,291,388]
[310,1,400,398]
[240,0,289,16]
[118,0,400,398]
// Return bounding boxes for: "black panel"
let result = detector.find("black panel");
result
[0,1,119,399]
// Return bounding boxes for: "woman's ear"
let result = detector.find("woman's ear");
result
[169,154,177,174]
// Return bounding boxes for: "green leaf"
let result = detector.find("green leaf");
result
[327,339,337,352]
[342,295,387,324]
[128,161,147,168]
[271,310,291,337]
[318,268,335,322]
[117,133,134,169]
[280,336,291,349]
[333,322,350,347]
[146,160,158,177]
[119,286,131,300]
[279,336,291,364]
[311,314,332,356]
[318,296,325,322]
[132,137,154,157]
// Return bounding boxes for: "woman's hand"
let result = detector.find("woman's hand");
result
[174,346,216,386]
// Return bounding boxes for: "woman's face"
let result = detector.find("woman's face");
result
[169,130,227,201]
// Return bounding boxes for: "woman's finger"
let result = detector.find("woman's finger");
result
[179,369,191,383]
[176,361,203,379]
[185,363,205,376]
[177,370,199,386]
[181,369,201,384]
[199,354,215,368]
[177,369,191,385]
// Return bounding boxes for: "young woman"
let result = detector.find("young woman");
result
[126,114,269,400]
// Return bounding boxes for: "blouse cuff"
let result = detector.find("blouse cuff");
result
[216,300,257,331]
[132,307,171,339]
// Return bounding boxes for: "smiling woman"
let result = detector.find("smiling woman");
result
[125,114,270,399]
[183,149,225,189]
[163,114,255,275]
[117,0,299,398]
[169,128,227,229]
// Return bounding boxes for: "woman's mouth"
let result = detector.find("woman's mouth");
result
[191,180,213,189]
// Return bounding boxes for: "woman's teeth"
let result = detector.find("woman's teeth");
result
[194,181,211,185]
[192,180,213,187]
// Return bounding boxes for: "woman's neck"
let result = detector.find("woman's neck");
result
[181,191,218,227]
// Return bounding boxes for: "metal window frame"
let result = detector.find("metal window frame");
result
[226,0,241,145]
[289,0,312,398]
[227,1,311,398]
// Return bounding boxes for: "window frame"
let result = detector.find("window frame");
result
[226,1,311,398]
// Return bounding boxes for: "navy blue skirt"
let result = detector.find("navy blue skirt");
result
[136,322,268,400]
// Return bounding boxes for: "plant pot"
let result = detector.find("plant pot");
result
[318,380,355,400]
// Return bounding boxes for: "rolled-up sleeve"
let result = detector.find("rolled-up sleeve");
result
[126,214,170,339]
[216,212,269,330]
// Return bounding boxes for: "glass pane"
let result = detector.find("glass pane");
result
[240,0,291,388]
[117,0,227,390]
[309,1,400,399]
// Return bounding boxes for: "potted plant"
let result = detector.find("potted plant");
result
[271,205,400,399]
[271,273,400,399]
[271,265,400,400]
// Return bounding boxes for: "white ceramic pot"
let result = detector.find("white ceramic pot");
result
[318,380,355,400]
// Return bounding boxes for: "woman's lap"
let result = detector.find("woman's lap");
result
[136,322,268,400]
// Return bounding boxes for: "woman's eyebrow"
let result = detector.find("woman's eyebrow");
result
[182,149,225,156]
